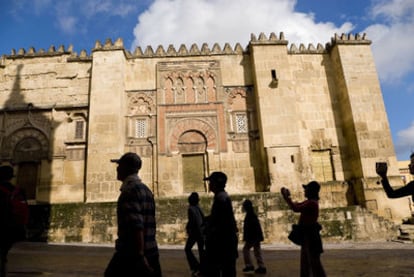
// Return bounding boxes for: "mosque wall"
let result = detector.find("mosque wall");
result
[0,33,410,224]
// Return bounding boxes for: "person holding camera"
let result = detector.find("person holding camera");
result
[281,181,326,277]
[376,153,414,199]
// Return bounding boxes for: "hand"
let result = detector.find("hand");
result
[281,187,290,199]
[137,255,154,274]
[375,162,388,178]
[143,256,154,273]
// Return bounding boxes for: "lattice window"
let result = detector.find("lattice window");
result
[235,113,248,133]
[75,121,84,139]
[135,119,147,138]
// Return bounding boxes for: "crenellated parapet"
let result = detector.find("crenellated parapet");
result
[326,33,371,50]
[2,44,93,62]
[2,44,91,61]
[92,37,248,58]
[1,32,372,62]
[249,32,327,54]
[249,32,370,54]
[250,32,288,45]
[92,38,125,52]
[130,42,246,58]
[288,43,326,54]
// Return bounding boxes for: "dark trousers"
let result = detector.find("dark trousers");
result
[243,241,265,268]
[185,235,205,272]
[0,241,13,277]
[205,258,237,277]
[104,251,162,277]
[300,235,326,277]
[205,242,237,277]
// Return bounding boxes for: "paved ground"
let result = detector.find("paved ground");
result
[6,241,414,276]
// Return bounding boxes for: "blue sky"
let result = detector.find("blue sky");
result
[1,0,413,160]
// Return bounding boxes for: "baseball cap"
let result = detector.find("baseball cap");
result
[110,152,142,170]
[203,171,227,187]
[302,181,320,193]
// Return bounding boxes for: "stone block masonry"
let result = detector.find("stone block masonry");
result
[0,31,410,241]
[26,192,399,245]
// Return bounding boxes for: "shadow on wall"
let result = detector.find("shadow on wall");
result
[1,63,59,241]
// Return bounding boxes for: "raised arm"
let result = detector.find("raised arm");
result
[376,161,414,198]
[381,178,414,198]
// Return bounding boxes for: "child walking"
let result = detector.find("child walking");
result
[185,192,205,277]
[242,199,267,274]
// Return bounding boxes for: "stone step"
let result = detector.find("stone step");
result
[400,224,414,231]
[397,234,411,241]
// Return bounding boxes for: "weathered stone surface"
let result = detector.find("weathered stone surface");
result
[0,32,410,242]
[26,193,399,244]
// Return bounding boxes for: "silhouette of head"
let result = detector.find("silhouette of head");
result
[242,199,254,213]
[204,171,227,191]
[188,192,200,205]
[0,165,14,182]
[303,181,320,200]
[111,152,142,181]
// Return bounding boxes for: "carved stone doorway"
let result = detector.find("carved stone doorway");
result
[10,132,48,201]
[178,131,207,192]
[16,162,38,200]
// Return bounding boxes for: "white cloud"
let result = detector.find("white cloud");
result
[82,0,136,18]
[364,0,414,83]
[58,16,78,34]
[131,0,353,50]
[395,122,414,158]
[370,0,414,22]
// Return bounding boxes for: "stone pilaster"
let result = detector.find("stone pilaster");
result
[86,45,127,202]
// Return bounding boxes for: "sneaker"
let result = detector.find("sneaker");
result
[242,265,255,272]
[255,267,267,274]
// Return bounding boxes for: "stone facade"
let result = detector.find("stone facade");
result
[27,193,399,245]
[0,32,411,225]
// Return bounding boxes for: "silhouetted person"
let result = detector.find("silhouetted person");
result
[281,181,326,277]
[203,171,238,277]
[185,192,205,276]
[105,153,161,277]
[241,199,266,274]
[0,165,29,277]
[376,153,414,199]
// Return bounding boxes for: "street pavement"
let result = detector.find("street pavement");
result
[6,241,414,276]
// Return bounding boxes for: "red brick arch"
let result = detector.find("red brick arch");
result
[169,119,217,153]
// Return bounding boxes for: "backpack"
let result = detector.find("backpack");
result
[0,185,30,225]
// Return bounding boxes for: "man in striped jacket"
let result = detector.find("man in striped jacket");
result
[105,152,161,277]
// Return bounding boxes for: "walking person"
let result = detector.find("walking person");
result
[105,152,162,277]
[185,192,205,277]
[203,171,238,277]
[281,181,326,277]
[376,153,414,199]
[241,199,267,274]
[0,165,29,277]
